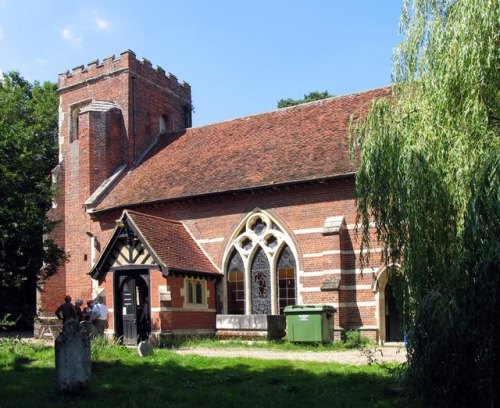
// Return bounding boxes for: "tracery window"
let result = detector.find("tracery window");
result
[225,211,297,315]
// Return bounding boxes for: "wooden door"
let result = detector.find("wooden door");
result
[121,276,138,345]
[385,283,403,342]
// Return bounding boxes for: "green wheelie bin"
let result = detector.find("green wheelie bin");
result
[284,305,336,343]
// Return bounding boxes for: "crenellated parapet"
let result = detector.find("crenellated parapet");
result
[58,50,191,99]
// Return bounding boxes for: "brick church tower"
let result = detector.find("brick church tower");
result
[36,50,192,330]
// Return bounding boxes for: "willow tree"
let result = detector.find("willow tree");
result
[350,0,499,406]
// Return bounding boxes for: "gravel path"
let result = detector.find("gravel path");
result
[3,332,406,365]
[174,346,407,365]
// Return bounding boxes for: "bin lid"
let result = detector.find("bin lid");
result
[283,305,336,314]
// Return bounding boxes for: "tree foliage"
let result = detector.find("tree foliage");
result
[277,91,333,108]
[0,72,64,328]
[350,0,499,406]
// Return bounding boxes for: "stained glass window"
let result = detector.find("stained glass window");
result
[228,250,245,314]
[277,245,296,314]
[251,218,266,235]
[251,248,271,314]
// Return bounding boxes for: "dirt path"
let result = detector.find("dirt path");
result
[174,346,407,365]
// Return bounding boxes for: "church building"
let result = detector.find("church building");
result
[36,50,401,344]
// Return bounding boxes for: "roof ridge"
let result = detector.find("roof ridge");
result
[188,85,391,130]
[125,209,183,225]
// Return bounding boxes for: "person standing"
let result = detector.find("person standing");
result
[82,300,93,322]
[81,299,94,336]
[92,296,108,336]
[55,295,77,325]
[74,298,83,322]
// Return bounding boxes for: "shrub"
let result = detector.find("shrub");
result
[342,330,371,349]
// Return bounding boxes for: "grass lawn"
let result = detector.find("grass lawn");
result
[0,338,412,408]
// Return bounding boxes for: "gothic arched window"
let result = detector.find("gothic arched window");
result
[225,211,297,315]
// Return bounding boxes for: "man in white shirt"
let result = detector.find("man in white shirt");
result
[92,296,108,336]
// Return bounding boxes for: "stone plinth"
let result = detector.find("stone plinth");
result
[216,315,286,340]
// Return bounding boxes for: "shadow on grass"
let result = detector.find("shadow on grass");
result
[0,351,412,408]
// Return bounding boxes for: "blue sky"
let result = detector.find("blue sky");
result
[0,1,403,126]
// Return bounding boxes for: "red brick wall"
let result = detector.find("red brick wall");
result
[84,179,383,333]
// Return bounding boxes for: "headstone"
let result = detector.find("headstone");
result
[148,333,159,347]
[137,340,154,357]
[266,315,286,340]
[55,320,91,396]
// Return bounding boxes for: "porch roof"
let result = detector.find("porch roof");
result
[90,210,220,278]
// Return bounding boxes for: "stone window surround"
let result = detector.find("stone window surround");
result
[221,209,299,315]
[181,277,209,309]
[69,100,91,143]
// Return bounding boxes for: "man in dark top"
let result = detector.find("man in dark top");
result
[55,295,77,324]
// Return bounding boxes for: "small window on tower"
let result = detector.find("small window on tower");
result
[69,101,90,143]
[159,115,168,133]
[70,107,81,143]
[183,104,192,128]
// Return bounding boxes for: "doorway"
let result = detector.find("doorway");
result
[115,271,150,345]
[385,282,403,342]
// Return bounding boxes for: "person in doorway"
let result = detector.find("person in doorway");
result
[138,297,150,341]
[92,296,108,336]
[55,295,77,325]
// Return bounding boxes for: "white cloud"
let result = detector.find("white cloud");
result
[94,17,109,30]
[61,24,82,46]
[0,28,3,41]
[0,69,4,82]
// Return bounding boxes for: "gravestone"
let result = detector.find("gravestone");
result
[55,320,91,396]
[137,340,154,357]
[148,333,159,347]
[266,315,286,340]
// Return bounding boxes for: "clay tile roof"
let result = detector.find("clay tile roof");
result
[95,87,390,212]
[127,211,219,275]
